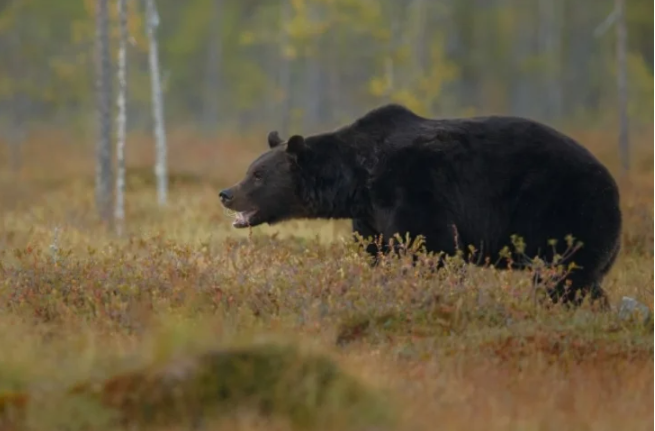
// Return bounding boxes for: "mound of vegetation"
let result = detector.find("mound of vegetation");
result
[0,343,393,431]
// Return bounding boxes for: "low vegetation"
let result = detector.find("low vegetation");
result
[0,127,652,430]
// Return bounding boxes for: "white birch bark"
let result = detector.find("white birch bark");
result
[115,0,128,235]
[145,0,168,206]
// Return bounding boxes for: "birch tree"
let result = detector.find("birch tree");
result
[145,0,168,206]
[95,0,113,224]
[115,0,128,235]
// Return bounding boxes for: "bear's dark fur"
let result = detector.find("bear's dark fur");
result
[219,104,622,307]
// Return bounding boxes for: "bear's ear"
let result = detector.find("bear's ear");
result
[286,135,306,154]
[268,130,283,148]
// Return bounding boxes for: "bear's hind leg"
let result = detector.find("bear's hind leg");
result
[547,272,610,311]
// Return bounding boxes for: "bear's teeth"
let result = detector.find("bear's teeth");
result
[233,211,255,227]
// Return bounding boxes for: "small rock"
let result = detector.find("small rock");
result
[617,296,651,324]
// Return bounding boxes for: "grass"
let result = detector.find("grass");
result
[0,125,652,431]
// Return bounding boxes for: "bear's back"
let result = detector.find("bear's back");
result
[342,105,604,172]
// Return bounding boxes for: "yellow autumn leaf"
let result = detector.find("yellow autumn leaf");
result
[368,76,389,98]
[282,45,297,60]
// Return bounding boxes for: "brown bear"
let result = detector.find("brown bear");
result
[219,104,622,307]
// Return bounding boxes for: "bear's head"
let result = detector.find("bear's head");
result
[218,131,311,229]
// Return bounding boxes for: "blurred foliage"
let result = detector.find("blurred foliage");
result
[0,0,652,135]
[0,342,394,430]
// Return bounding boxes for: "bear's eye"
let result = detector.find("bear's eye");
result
[252,171,263,181]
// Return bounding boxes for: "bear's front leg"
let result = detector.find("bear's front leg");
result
[381,216,462,272]
[352,218,385,267]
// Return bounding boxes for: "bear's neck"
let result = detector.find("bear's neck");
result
[299,133,384,221]
[313,181,369,220]
[299,162,370,221]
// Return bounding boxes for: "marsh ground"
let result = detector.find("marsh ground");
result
[0,126,652,430]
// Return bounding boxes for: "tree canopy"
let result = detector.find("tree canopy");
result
[0,0,652,134]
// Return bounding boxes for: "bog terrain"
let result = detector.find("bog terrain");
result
[0,127,652,431]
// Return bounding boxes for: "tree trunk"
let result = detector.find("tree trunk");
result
[303,57,321,130]
[202,0,222,134]
[325,29,341,127]
[115,0,128,236]
[7,101,24,174]
[538,0,562,121]
[95,0,113,225]
[6,30,25,173]
[564,1,593,120]
[277,0,292,136]
[145,0,168,206]
[615,0,630,175]
[410,0,429,100]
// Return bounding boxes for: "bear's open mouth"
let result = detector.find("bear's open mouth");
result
[232,210,258,228]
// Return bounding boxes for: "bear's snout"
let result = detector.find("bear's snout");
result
[218,188,234,203]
